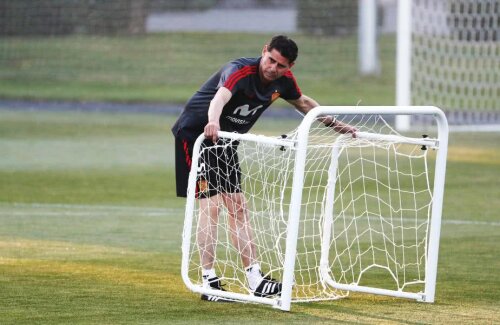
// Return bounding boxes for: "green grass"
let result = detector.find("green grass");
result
[0,33,396,105]
[1,109,499,324]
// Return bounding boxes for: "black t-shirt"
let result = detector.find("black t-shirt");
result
[172,57,302,140]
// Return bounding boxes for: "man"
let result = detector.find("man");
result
[172,35,356,302]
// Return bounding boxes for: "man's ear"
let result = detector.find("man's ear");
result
[262,45,268,56]
[289,62,295,68]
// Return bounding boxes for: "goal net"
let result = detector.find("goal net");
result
[181,106,448,311]
[409,0,499,127]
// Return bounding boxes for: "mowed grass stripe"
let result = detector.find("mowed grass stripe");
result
[1,240,498,324]
[1,258,181,291]
[2,202,499,227]
[0,203,177,217]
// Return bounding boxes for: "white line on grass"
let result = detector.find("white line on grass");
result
[2,202,180,212]
[1,202,499,227]
[2,211,170,217]
[0,202,182,217]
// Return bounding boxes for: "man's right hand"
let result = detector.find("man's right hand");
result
[204,121,220,143]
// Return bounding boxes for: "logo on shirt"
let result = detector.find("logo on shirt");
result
[271,91,280,102]
[233,104,263,117]
[226,116,250,124]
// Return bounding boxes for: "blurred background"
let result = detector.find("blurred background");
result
[0,0,498,125]
[0,0,390,110]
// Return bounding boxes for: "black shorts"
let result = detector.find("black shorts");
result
[175,137,242,198]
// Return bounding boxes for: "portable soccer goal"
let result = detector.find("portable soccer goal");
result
[181,106,448,311]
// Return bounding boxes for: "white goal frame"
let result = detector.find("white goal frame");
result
[181,106,449,311]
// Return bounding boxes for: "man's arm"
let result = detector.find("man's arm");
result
[286,94,318,115]
[286,95,357,136]
[205,87,232,143]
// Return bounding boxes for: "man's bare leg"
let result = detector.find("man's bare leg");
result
[197,195,221,270]
[222,192,256,269]
[197,195,234,302]
[221,192,281,296]
[199,192,281,296]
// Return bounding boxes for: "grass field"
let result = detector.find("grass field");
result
[0,33,396,105]
[0,108,499,324]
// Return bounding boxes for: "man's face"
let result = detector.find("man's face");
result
[259,45,294,83]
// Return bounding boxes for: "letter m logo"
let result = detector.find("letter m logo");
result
[233,105,262,117]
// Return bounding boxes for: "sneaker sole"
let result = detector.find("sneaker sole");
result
[200,294,233,303]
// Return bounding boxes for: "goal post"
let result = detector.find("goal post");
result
[181,106,448,311]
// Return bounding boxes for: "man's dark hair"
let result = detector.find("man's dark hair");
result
[268,35,298,64]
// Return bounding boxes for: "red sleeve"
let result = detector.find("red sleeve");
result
[219,64,257,94]
[281,70,302,100]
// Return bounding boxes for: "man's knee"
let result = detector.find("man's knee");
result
[224,193,246,217]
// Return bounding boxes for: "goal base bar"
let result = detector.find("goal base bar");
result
[188,284,281,307]
[323,279,427,302]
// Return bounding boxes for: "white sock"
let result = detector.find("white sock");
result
[245,263,263,291]
[202,268,217,286]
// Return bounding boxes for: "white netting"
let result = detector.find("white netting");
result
[185,115,436,302]
[411,0,500,125]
